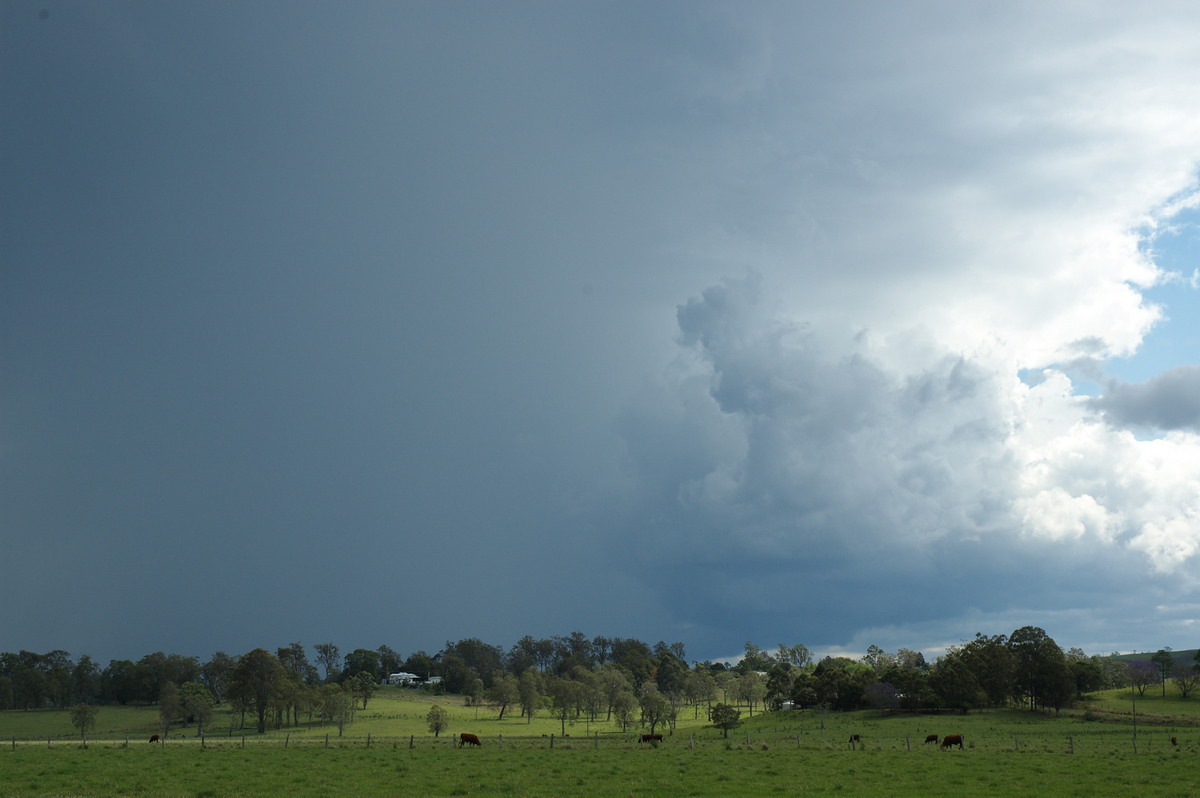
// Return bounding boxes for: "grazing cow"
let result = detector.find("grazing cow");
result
[940,734,964,750]
[148,735,160,743]
[459,733,481,748]
[924,734,939,745]
[1171,736,1179,747]
[639,734,663,743]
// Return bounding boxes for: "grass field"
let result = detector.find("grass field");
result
[3,688,1200,796]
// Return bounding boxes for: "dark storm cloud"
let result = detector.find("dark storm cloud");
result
[5,2,1200,666]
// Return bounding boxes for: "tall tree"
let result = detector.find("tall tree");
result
[320,684,354,736]
[341,649,381,683]
[350,671,377,709]
[201,652,235,704]
[229,649,288,733]
[486,672,519,720]
[638,684,672,735]
[518,668,542,722]
[776,643,813,668]
[158,682,180,739]
[1151,649,1175,697]
[683,669,717,718]
[1007,626,1070,711]
[72,655,101,705]
[377,645,403,680]
[178,682,215,737]
[314,643,341,683]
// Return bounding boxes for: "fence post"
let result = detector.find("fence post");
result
[325,734,330,749]
[550,734,555,748]
[498,734,503,748]
[408,735,414,749]
[367,733,371,749]
[689,734,694,749]
[285,733,289,749]
[1069,735,1074,754]
[241,735,245,750]
[905,734,911,751]
[745,734,750,747]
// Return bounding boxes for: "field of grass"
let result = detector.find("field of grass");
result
[3,689,1200,796]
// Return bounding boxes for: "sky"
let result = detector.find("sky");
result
[4,1,1200,668]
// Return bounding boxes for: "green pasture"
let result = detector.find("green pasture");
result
[4,689,1200,796]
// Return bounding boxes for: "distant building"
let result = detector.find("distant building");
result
[387,672,420,686]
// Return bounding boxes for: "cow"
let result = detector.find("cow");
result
[459,733,481,748]
[924,734,939,745]
[848,734,861,744]
[1172,736,1179,747]
[639,734,663,743]
[148,735,160,743]
[940,734,964,750]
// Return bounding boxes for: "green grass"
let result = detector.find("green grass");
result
[5,690,1200,796]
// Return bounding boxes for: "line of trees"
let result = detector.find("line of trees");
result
[6,629,1200,736]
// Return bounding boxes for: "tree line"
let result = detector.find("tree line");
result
[4,628,1199,738]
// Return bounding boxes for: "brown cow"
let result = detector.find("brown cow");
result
[459,733,481,748]
[639,734,663,743]
[148,734,160,743]
[1171,736,1179,747]
[940,734,964,750]
[924,734,938,745]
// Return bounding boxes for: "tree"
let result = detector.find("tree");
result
[158,682,180,739]
[638,684,672,735]
[486,672,520,720]
[930,656,981,711]
[1172,664,1200,699]
[1128,660,1158,697]
[377,645,403,680]
[350,671,377,709]
[683,669,717,718]
[733,671,767,716]
[1007,627,1069,711]
[403,651,435,681]
[201,652,235,704]
[864,682,901,713]
[228,649,288,733]
[72,655,101,705]
[764,665,794,711]
[518,668,542,722]
[736,642,776,674]
[341,649,381,683]
[612,689,638,732]
[1151,649,1174,697]
[776,643,812,668]
[710,703,741,738]
[320,684,354,736]
[861,645,897,674]
[427,704,450,737]
[314,643,341,683]
[70,704,99,746]
[952,634,1012,707]
[545,674,580,735]
[178,682,215,737]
